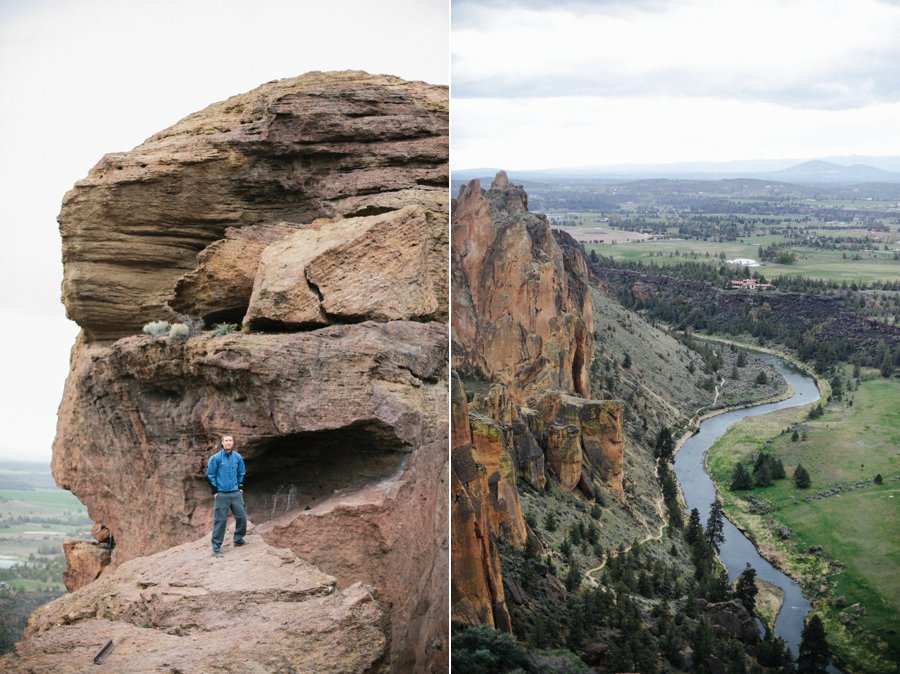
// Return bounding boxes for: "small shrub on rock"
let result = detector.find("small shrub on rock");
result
[168,323,190,340]
[210,322,239,337]
[142,320,170,337]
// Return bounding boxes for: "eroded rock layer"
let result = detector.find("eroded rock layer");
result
[43,72,448,674]
[60,71,448,341]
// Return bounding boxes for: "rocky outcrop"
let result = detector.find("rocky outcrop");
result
[450,174,628,634]
[61,541,111,592]
[53,321,445,563]
[450,374,513,631]
[53,320,447,671]
[530,392,625,498]
[451,172,593,400]
[2,533,386,673]
[59,71,448,341]
[43,72,448,674]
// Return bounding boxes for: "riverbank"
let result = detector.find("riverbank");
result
[756,579,784,633]
[703,360,899,673]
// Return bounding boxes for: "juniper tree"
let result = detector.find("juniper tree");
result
[797,614,830,674]
[735,563,758,613]
[705,499,725,554]
[794,464,811,489]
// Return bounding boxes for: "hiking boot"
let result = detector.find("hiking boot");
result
[213,549,223,558]
[234,540,247,547]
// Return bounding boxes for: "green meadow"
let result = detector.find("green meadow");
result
[706,374,900,673]
[585,238,900,284]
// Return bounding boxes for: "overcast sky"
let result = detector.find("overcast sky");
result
[452,0,900,170]
[0,0,448,463]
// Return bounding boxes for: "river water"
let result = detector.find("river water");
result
[674,353,842,672]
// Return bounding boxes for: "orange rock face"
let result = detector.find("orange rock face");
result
[452,172,593,400]
[44,72,448,674]
[61,541,111,592]
[450,374,513,631]
[450,173,626,633]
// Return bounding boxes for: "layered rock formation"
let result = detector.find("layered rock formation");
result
[59,70,447,341]
[33,71,448,673]
[450,173,624,631]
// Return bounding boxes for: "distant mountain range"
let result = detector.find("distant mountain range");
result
[454,157,900,186]
[761,160,900,184]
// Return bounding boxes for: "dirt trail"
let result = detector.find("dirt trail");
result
[584,380,722,589]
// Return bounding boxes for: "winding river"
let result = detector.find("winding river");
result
[674,353,843,672]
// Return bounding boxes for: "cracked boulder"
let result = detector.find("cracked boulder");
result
[1,533,386,673]
[244,205,447,330]
[168,221,304,325]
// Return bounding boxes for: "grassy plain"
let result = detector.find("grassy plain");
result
[584,237,900,284]
[706,374,900,673]
[0,485,91,590]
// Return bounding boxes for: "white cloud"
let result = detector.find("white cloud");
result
[453,0,900,109]
[453,95,900,169]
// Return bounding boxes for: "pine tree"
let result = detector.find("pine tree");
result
[685,508,703,544]
[794,464,811,489]
[565,559,582,592]
[654,426,675,462]
[797,614,830,674]
[881,346,894,378]
[755,460,773,487]
[705,499,725,553]
[736,350,748,367]
[735,563,758,613]
[730,463,753,490]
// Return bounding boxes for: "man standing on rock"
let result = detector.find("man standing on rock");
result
[207,435,247,558]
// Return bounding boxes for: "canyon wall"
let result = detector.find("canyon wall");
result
[450,173,624,631]
[15,72,449,674]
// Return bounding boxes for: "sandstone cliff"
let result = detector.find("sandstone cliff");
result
[21,72,448,673]
[450,173,624,632]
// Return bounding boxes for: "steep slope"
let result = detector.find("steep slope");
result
[14,72,449,674]
[451,174,795,674]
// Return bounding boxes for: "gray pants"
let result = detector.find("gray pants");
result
[211,491,247,552]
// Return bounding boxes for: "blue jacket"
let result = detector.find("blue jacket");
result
[207,449,245,493]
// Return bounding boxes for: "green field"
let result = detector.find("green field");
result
[585,238,900,284]
[0,487,91,579]
[706,374,900,673]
